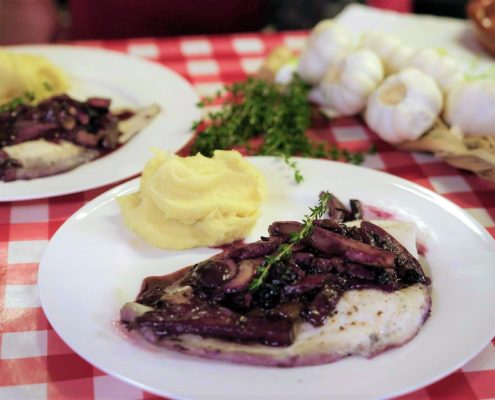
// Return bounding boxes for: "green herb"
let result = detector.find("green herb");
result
[0,97,24,113]
[278,153,303,183]
[249,191,332,291]
[191,75,313,158]
[367,143,377,154]
[0,91,36,113]
[43,81,53,91]
[190,75,367,182]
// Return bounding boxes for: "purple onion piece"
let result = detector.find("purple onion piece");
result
[313,219,345,233]
[343,262,374,280]
[311,256,343,273]
[133,302,294,347]
[12,121,58,143]
[360,221,430,285]
[303,226,396,268]
[283,274,329,296]
[227,237,283,260]
[86,97,111,109]
[300,284,342,326]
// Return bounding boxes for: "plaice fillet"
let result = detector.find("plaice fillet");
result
[121,219,431,367]
[1,104,160,181]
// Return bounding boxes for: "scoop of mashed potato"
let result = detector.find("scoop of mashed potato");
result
[0,49,69,105]
[118,150,265,250]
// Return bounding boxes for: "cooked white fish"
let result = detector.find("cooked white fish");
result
[122,220,432,367]
[1,104,160,181]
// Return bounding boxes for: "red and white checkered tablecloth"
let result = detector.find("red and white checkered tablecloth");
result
[1,31,495,400]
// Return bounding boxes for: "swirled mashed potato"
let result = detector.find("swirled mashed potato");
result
[118,150,265,250]
[0,49,69,104]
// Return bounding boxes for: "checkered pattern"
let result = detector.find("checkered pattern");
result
[1,31,494,400]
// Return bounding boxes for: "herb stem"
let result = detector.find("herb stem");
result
[249,192,332,291]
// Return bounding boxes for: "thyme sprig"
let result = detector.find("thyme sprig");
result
[249,191,332,291]
[190,75,369,183]
[191,75,313,158]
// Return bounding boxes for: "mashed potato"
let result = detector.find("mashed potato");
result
[0,49,69,105]
[118,150,265,250]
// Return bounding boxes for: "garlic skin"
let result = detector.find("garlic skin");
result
[365,68,443,144]
[445,80,495,136]
[408,48,464,94]
[361,32,413,75]
[298,20,354,85]
[315,49,384,117]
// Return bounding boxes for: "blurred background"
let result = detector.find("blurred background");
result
[0,0,469,45]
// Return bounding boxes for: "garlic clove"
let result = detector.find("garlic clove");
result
[317,49,384,117]
[298,21,354,85]
[365,68,443,144]
[361,32,413,75]
[408,48,464,94]
[445,80,495,136]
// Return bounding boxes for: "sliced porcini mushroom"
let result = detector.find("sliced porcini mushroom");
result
[193,259,238,290]
[223,259,260,293]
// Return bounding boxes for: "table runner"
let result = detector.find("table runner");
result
[0,31,494,400]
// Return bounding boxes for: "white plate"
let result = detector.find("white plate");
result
[1,45,200,201]
[38,157,495,400]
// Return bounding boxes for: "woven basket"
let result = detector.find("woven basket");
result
[398,120,495,183]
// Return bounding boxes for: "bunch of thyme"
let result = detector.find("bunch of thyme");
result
[190,75,371,183]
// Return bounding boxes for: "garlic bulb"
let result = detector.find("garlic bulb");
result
[365,68,443,144]
[313,49,384,117]
[298,20,354,85]
[408,48,464,94]
[445,80,495,136]
[361,32,413,75]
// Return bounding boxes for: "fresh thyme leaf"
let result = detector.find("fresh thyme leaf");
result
[0,97,23,113]
[278,153,303,183]
[24,91,36,102]
[367,143,377,154]
[0,91,36,113]
[43,81,53,91]
[249,192,332,291]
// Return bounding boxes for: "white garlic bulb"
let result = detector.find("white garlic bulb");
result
[445,80,495,136]
[313,49,384,117]
[408,48,464,94]
[298,20,354,85]
[361,32,413,75]
[365,68,443,144]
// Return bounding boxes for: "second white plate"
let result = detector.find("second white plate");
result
[1,45,200,201]
[38,157,495,399]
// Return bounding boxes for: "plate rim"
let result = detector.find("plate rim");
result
[38,156,495,399]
